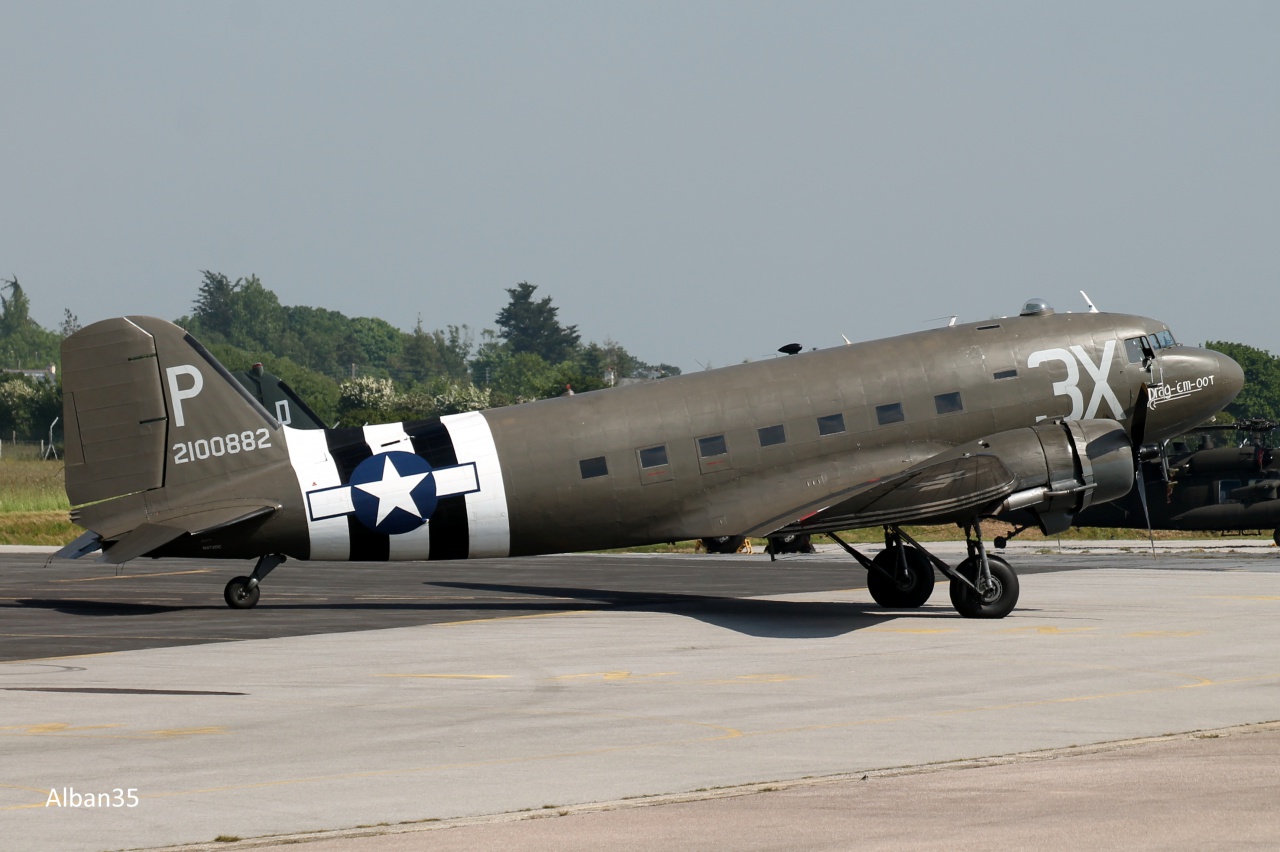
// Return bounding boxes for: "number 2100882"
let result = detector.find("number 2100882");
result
[173,428,272,464]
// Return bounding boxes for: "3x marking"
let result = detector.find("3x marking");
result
[1027,340,1124,421]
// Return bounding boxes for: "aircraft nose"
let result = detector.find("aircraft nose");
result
[1212,348,1246,405]
[1146,347,1244,440]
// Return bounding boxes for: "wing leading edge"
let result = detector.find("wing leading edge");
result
[750,453,1017,537]
[745,419,1136,539]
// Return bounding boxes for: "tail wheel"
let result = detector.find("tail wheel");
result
[224,576,261,609]
[867,546,936,608]
[949,555,1019,619]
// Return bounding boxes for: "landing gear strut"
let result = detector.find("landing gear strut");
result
[224,554,285,609]
[828,520,1020,618]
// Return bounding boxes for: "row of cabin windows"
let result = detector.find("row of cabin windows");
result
[578,391,969,479]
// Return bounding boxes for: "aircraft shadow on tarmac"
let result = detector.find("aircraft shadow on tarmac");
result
[11,599,193,617]
[427,581,958,639]
[10,591,957,637]
[9,597,595,617]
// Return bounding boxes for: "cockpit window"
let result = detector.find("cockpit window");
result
[1127,330,1178,363]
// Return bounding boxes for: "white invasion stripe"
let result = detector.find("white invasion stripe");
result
[284,426,349,561]
[441,411,510,558]
[363,422,432,561]
[388,517,432,561]
[433,463,479,496]
[309,486,355,520]
[363,422,415,453]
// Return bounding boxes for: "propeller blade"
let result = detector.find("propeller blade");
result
[1135,462,1156,558]
[1131,383,1150,450]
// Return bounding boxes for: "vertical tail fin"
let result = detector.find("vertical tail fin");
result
[63,316,287,506]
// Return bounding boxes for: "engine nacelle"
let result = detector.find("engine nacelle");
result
[977,419,1134,535]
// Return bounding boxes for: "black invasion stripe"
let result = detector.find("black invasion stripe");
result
[325,426,374,480]
[407,420,469,559]
[408,420,459,466]
[428,496,469,560]
[347,515,390,562]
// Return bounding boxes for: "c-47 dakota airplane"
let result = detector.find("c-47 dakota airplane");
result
[55,298,1243,619]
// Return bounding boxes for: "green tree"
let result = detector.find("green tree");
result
[59,309,81,337]
[392,320,445,385]
[190,271,239,338]
[1,277,62,370]
[227,275,286,350]
[1205,341,1280,421]
[436,324,474,382]
[489,351,560,404]
[495,282,580,364]
[1,277,32,337]
[350,316,405,369]
[0,376,59,441]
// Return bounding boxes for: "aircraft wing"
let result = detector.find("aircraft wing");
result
[750,453,1017,537]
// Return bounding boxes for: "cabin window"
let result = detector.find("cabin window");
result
[758,424,786,447]
[1157,329,1176,348]
[1218,480,1241,504]
[579,456,609,479]
[638,445,668,469]
[1124,337,1146,364]
[817,413,846,436]
[698,434,728,458]
[934,391,963,414]
[875,403,905,426]
[993,369,1018,380]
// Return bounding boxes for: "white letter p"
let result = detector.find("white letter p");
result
[165,365,204,428]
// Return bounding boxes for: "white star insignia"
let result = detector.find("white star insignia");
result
[353,457,431,526]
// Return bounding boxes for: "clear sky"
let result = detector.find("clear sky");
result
[3,2,1277,372]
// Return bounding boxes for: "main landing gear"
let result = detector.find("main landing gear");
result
[827,520,1020,619]
[224,554,286,609]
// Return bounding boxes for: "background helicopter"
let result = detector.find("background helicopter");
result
[998,418,1280,547]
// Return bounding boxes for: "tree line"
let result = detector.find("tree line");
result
[4,273,1280,443]
[1,273,680,439]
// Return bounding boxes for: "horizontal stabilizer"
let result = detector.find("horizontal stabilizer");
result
[100,523,190,565]
[53,530,103,560]
[99,502,280,565]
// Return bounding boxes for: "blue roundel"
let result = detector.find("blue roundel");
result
[349,452,438,535]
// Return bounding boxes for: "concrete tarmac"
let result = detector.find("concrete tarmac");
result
[2,542,1279,851]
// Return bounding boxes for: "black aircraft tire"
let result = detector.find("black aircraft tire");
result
[1274,528,1280,548]
[702,535,746,554]
[949,555,1019,619]
[768,533,814,554]
[224,576,261,609]
[867,546,936,608]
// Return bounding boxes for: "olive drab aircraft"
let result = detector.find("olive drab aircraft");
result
[54,298,1244,619]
